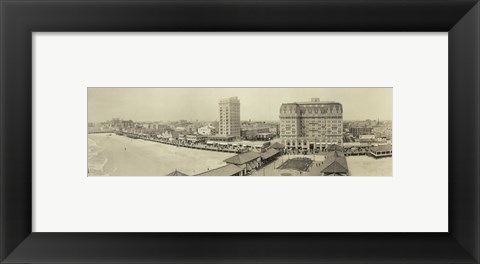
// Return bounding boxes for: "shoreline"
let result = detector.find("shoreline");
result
[88,133,235,176]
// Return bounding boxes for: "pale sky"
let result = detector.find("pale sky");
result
[88,87,392,123]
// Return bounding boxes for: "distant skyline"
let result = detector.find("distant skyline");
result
[88,87,392,123]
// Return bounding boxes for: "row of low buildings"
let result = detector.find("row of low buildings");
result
[156,130,275,153]
[165,143,285,176]
[117,124,279,153]
[169,142,390,176]
[240,126,276,141]
[195,144,284,176]
[345,120,392,141]
[138,127,277,146]
[88,118,135,133]
[308,144,395,176]
[90,96,280,142]
[156,130,208,143]
[89,118,218,136]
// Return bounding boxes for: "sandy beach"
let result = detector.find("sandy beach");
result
[347,156,392,176]
[88,133,235,176]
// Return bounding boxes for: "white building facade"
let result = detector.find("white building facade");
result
[197,125,216,135]
[219,97,240,138]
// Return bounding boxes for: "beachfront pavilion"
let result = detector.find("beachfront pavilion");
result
[343,142,371,153]
[308,150,349,176]
[186,134,207,143]
[320,160,349,176]
[224,151,262,175]
[261,148,280,165]
[242,141,270,152]
[269,142,285,154]
[195,164,243,176]
[369,144,393,158]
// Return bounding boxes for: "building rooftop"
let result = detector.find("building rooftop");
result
[308,149,349,175]
[224,151,262,165]
[296,101,340,105]
[282,97,340,105]
[370,145,392,152]
[326,150,345,158]
[269,142,285,150]
[320,160,349,174]
[195,164,242,176]
[280,100,343,114]
[166,170,189,176]
[161,130,181,138]
[326,144,344,152]
[219,96,240,104]
[261,149,280,160]
[308,153,348,175]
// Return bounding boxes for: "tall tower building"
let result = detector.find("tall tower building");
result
[219,96,241,138]
[279,98,343,152]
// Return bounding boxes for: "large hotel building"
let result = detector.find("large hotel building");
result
[219,96,241,138]
[280,98,343,151]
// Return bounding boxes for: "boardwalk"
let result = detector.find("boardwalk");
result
[117,132,244,154]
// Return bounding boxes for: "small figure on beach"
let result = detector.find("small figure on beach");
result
[125,147,127,151]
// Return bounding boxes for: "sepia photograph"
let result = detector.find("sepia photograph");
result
[88,87,392,176]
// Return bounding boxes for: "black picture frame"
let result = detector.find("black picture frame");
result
[1,0,479,263]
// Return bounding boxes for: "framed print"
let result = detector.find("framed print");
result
[32,33,446,233]
[1,0,479,263]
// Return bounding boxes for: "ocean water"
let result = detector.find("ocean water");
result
[88,137,109,176]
